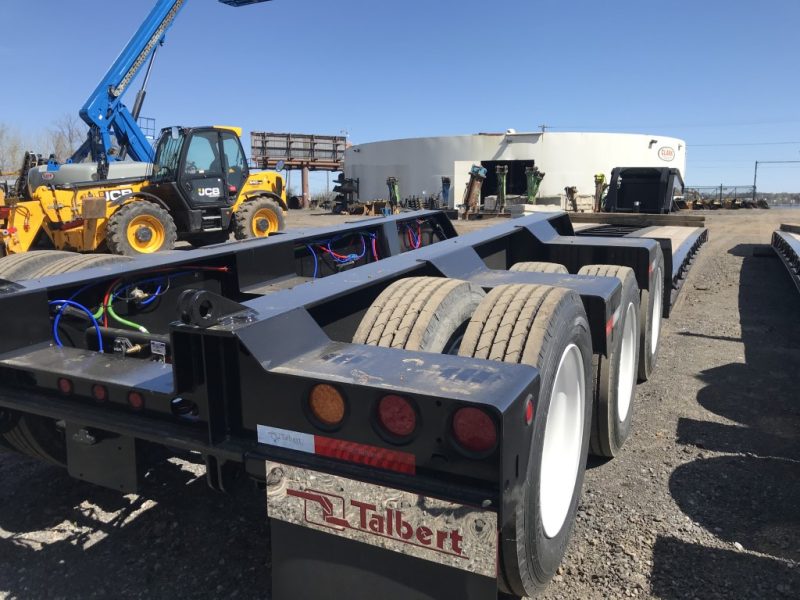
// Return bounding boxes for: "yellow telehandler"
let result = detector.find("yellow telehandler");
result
[0,125,286,256]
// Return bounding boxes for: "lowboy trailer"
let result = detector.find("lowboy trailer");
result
[0,210,706,599]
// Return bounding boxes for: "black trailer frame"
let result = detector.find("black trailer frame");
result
[570,212,708,315]
[0,210,686,599]
[772,224,800,294]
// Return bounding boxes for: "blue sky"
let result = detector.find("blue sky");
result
[3,0,799,192]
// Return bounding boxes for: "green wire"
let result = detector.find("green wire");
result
[88,281,152,333]
[107,302,148,333]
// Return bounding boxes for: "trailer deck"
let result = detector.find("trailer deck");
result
[570,213,708,315]
[772,223,800,294]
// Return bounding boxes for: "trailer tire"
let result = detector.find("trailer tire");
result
[459,284,592,597]
[234,196,285,240]
[638,249,665,382]
[25,253,134,278]
[509,261,569,274]
[0,250,74,281]
[353,276,485,353]
[0,253,132,465]
[577,265,640,458]
[0,409,19,452]
[106,202,178,256]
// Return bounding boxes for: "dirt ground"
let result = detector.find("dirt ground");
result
[1,209,799,599]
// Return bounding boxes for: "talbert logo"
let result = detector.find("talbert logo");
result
[287,488,466,558]
[658,147,675,162]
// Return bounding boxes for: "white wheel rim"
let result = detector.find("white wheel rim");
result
[617,302,637,422]
[539,343,585,539]
[651,268,663,355]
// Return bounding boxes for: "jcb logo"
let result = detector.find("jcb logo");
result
[198,187,221,197]
[104,189,134,202]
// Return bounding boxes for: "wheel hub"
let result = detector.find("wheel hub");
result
[250,206,279,237]
[651,268,664,354]
[539,343,585,539]
[135,226,153,243]
[126,214,166,253]
[617,302,637,422]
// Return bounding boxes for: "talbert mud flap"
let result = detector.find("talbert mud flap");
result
[265,461,498,578]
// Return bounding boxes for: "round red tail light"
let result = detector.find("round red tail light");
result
[128,391,145,411]
[57,377,73,395]
[452,407,497,454]
[91,384,108,403]
[377,395,417,440]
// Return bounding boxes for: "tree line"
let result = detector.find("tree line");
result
[0,115,86,174]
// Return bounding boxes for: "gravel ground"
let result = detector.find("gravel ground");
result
[1,209,799,599]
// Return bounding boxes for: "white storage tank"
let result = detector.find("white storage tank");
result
[344,131,686,209]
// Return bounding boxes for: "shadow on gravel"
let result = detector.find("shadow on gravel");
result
[0,455,270,599]
[655,243,800,595]
[651,536,800,599]
[668,455,800,561]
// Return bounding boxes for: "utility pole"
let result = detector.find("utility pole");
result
[752,161,758,204]
[538,124,549,133]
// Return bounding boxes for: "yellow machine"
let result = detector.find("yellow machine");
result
[0,126,286,256]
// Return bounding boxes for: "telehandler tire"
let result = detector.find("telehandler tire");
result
[353,276,485,354]
[0,253,132,464]
[459,284,592,598]
[577,265,640,458]
[509,261,569,274]
[234,196,285,240]
[106,202,178,256]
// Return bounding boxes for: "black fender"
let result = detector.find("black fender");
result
[240,192,288,212]
[110,191,171,212]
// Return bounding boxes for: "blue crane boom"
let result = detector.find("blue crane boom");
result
[70,0,272,165]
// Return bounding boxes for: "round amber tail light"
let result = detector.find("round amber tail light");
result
[308,384,347,428]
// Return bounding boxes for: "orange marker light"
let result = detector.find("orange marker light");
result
[309,384,346,427]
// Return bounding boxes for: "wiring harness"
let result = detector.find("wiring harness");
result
[49,265,229,352]
[303,232,379,280]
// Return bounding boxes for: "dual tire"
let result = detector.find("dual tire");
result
[637,250,665,382]
[355,276,592,598]
[575,265,640,458]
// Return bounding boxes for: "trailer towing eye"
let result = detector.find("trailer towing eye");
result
[177,289,256,329]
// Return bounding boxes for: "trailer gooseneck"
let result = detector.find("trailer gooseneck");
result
[0,210,706,599]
